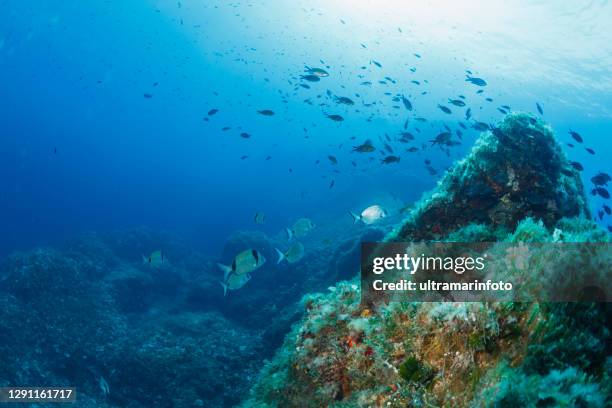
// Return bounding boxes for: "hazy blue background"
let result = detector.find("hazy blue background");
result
[1,0,610,257]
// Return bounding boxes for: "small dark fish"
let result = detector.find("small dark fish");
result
[329,180,335,189]
[592,187,610,199]
[570,161,584,171]
[459,122,467,129]
[536,103,543,115]
[569,130,583,143]
[208,109,219,116]
[265,156,272,160]
[399,132,415,141]
[143,93,153,98]
[585,147,595,155]
[603,205,611,215]
[598,210,604,220]
[402,95,413,111]
[591,172,611,186]
[404,118,409,129]
[472,122,490,131]
[240,132,251,139]
[258,109,275,116]
[301,74,320,82]
[384,143,394,153]
[486,97,493,102]
[326,114,344,122]
[372,60,382,68]
[328,155,338,165]
[430,132,452,146]
[424,159,431,165]
[498,107,508,114]
[222,126,231,131]
[567,143,575,148]
[465,108,472,120]
[304,66,329,77]
[448,99,466,107]
[466,75,487,86]
[438,104,452,114]
[381,155,400,164]
[426,165,437,175]
[407,147,418,152]
[334,96,354,105]
[353,141,376,153]
[240,155,248,160]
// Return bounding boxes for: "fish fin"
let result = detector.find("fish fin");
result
[219,281,228,297]
[217,263,232,280]
[349,211,361,224]
[275,248,285,264]
[286,228,293,240]
[142,255,148,264]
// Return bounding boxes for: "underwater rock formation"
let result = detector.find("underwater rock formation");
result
[393,113,590,241]
[0,233,266,407]
[243,114,611,407]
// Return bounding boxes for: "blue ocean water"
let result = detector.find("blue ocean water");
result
[1,0,610,257]
[0,1,611,406]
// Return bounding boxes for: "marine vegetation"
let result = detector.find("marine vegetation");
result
[242,114,611,407]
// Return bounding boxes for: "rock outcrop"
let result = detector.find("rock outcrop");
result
[242,114,610,408]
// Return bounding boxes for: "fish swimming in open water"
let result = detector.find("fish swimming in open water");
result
[349,205,387,225]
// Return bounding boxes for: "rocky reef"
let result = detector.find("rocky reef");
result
[243,113,611,407]
[393,113,590,241]
[0,214,394,406]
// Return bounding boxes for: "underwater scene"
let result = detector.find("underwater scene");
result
[1,0,611,407]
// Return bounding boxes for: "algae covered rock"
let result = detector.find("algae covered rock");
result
[393,113,590,241]
[243,114,610,407]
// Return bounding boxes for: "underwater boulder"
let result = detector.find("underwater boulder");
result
[393,113,590,241]
[0,249,126,392]
[242,114,610,408]
[109,311,265,407]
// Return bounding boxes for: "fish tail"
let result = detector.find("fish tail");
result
[286,228,293,240]
[275,248,285,264]
[219,281,228,297]
[217,263,232,280]
[349,211,361,224]
[142,255,148,264]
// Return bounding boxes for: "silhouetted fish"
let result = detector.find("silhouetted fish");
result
[592,187,610,199]
[465,75,487,86]
[381,155,400,164]
[438,105,452,114]
[569,130,583,143]
[569,161,584,171]
[591,172,611,186]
